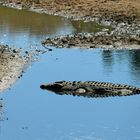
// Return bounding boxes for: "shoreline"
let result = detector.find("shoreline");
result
[0,0,140,49]
[0,1,140,26]
[0,0,140,23]
[42,33,140,50]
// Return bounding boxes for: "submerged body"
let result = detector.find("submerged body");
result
[40,81,140,98]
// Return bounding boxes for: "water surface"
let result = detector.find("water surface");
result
[0,6,140,140]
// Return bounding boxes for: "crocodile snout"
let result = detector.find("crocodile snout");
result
[40,83,63,92]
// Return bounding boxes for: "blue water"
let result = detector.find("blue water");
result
[0,6,140,140]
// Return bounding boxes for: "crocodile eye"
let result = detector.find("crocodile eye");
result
[52,84,63,89]
[75,88,86,93]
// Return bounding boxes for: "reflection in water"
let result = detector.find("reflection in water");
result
[71,20,109,33]
[0,6,75,49]
[0,100,3,121]
[128,50,140,83]
[0,6,107,48]
[102,50,140,84]
[102,50,114,74]
[0,6,73,36]
[0,100,3,137]
[129,50,140,72]
[102,50,140,83]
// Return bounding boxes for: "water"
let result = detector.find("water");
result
[0,6,140,140]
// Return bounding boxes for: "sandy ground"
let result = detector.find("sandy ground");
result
[0,43,47,92]
[0,45,30,92]
[1,0,140,23]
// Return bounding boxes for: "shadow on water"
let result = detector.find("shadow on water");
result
[71,20,111,33]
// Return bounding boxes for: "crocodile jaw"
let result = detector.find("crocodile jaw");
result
[40,83,63,93]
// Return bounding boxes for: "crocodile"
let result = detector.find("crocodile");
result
[40,81,140,98]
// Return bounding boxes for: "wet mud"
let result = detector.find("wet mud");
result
[42,33,140,50]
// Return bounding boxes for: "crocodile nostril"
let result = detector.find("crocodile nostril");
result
[40,85,46,89]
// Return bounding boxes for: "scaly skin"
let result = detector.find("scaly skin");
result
[40,81,140,98]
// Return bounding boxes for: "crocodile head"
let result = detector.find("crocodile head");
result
[40,82,64,93]
[40,81,87,95]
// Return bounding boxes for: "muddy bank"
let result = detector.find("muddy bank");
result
[0,0,140,50]
[0,0,140,26]
[42,33,140,50]
[0,45,31,92]
[0,0,140,38]
[0,0,140,24]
